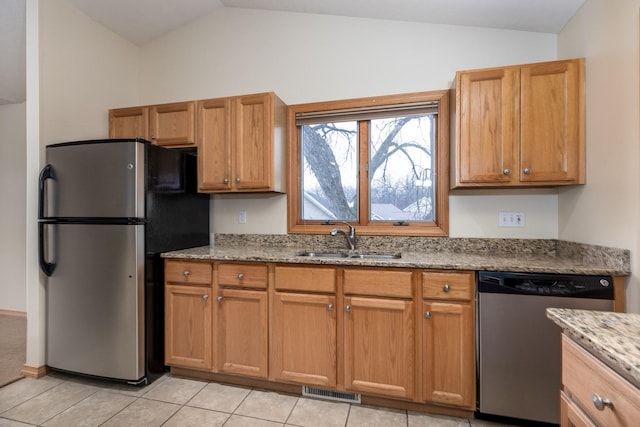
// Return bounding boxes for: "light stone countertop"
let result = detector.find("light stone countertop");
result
[546,308,640,388]
[162,243,629,276]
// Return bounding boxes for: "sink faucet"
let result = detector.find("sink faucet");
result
[330,221,357,250]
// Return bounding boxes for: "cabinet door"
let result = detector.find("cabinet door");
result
[233,93,273,190]
[271,292,337,387]
[216,288,268,378]
[561,392,597,427]
[520,59,583,183]
[109,107,149,140]
[422,301,475,409]
[343,296,415,399]
[149,101,195,147]
[165,285,212,370]
[197,98,232,191]
[456,67,519,185]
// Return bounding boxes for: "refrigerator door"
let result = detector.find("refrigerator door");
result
[45,222,145,382]
[43,140,145,219]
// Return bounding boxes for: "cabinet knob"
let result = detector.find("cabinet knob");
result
[443,284,451,292]
[202,294,209,301]
[223,178,229,184]
[523,167,531,174]
[327,303,334,311]
[424,311,432,319]
[503,168,511,176]
[237,273,244,280]
[344,305,351,312]
[216,296,223,303]
[182,270,190,277]
[235,177,241,183]
[150,135,156,140]
[592,392,613,411]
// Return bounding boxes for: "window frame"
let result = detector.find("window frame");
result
[286,90,450,237]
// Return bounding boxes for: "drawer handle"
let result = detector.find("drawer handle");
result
[237,273,244,280]
[592,392,613,411]
[443,284,451,292]
[182,270,190,277]
[223,178,229,184]
[503,168,511,176]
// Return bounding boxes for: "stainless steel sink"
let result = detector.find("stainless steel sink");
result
[297,251,349,258]
[348,253,401,260]
[297,251,401,260]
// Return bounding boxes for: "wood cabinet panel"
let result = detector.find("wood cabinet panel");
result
[216,288,268,378]
[271,292,337,387]
[343,296,415,399]
[454,58,584,188]
[165,260,212,285]
[197,97,232,191]
[109,106,149,140]
[217,263,268,289]
[149,101,195,146]
[342,269,413,298]
[422,301,475,409]
[274,265,336,293]
[109,102,195,147]
[164,284,212,370]
[422,271,473,301]
[562,335,640,427]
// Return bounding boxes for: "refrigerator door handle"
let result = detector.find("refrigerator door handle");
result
[38,222,56,277]
[39,164,56,219]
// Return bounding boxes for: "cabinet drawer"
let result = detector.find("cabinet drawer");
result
[165,261,212,285]
[274,265,336,293]
[562,335,640,427]
[343,269,413,298]
[218,263,268,289]
[422,271,473,301]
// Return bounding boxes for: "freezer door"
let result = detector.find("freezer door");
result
[45,223,145,382]
[44,140,144,218]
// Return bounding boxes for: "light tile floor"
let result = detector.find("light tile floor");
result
[0,373,517,426]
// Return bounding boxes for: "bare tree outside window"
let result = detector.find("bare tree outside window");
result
[301,114,435,223]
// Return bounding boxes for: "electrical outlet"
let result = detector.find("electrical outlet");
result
[499,211,525,227]
[238,210,247,224]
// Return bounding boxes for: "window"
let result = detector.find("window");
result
[287,90,450,236]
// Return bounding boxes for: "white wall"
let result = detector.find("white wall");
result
[23,0,142,368]
[558,0,640,312]
[139,8,560,238]
[0,102,26,312]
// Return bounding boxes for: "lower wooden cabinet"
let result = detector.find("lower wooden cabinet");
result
[164,260,213,370]
[342,268,415,400]
[422,271,475,410]
[216,288,268,378]
[561,334,640,427]
[164,260,476,411]
[343,295,415,399]
[271,265,337,387]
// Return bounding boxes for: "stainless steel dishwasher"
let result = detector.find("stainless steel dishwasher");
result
[476,271,614,426]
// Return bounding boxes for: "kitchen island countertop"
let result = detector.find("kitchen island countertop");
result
[547,308,640,388]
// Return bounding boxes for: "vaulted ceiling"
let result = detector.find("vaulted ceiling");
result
[0,0,586,105]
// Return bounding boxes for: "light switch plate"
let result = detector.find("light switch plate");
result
[499,211,525,227]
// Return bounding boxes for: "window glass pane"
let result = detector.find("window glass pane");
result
[301,122,358,221]
[369,114,435,222]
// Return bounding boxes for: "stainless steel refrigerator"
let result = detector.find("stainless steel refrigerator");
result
[38,139,209,385]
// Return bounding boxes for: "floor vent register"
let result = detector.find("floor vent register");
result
[302,386,361,404]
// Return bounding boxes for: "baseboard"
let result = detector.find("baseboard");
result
[0,309,27,318]
[21,364,49,379]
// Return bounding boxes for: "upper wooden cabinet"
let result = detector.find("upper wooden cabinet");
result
[109,101,196,147]
[453,58,585,188]
[197,92,287,193]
